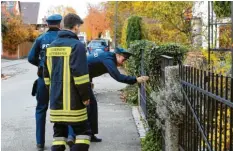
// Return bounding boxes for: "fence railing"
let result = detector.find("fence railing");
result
[139,49,147,118]
[179,65,233,151]
[138,51,233,150]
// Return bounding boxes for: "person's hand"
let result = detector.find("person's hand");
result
[137,76,149,83]
[83,100,90,106]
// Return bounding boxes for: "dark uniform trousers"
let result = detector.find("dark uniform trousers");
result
[52,122,91,151]
[88,84,98,134]
[68,85,98,139]
[36,77,49,145]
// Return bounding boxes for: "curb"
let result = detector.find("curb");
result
[132,106,148,138]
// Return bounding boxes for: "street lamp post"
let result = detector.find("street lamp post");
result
[231,1,233,77]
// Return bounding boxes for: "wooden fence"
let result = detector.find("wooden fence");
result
[2,41,33,59]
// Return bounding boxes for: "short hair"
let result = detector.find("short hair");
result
[64,13,84,29]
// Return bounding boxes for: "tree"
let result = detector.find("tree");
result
[126,16,142,48]
[47,5,77,17]
[2,12,30,53]
[46,5,77,28]
[82,3,110,40]
[104,2,134,45]
[104,1,193,45]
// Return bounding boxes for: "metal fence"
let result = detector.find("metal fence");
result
[139,54,177,151]
[179,65,233,151]
[139,54,176,118]
[139,49,147,118]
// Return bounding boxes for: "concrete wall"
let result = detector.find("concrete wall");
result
[151,66,185,151]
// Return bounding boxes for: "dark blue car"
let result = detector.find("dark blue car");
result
[87,40,109,54]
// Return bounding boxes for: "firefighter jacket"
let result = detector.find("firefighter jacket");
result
[43,30,90,124]
[28,28,60,77]
[87,51,137,85]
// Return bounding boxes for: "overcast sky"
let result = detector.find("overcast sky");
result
[20,0,106,24]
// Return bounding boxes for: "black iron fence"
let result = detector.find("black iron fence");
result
[139,54,178,151]
[140,49,147,118]
[139,54,177,118]
[179,65,233,151]
[139,53,233,150]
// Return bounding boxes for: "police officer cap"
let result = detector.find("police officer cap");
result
[46,14,62,25]
[114,47,133,59]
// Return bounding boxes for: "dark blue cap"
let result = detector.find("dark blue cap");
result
[114,47,132,59]
[46,14,62,25]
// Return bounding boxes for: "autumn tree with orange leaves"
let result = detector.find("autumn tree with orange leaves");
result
[2,12,30,53]
[81,4,110,41]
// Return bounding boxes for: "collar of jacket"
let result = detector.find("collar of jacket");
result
[57,30,79,40]
[47,27,60,31]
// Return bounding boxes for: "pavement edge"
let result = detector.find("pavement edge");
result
[131,106,149,139]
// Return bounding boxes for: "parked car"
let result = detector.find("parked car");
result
[87,40,110,54]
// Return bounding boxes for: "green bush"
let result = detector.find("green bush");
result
[126,16,142,48]
[141,129,162,151]
[122,85,138,105]
[123,40,188,150]
[213,1,231,18]
[126,40,188,89]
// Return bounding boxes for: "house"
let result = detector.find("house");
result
[1,1,20,16]
[20,2,40,24]
[1,1,43,29]
[1,1,42,59]
[192,1,231,49]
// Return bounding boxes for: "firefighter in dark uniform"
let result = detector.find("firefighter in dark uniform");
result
[28,14,62,151]
[43,13,91,151]
[67,47,149,145]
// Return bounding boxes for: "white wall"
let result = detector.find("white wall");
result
[192,1,231,49]
[192,1,210,49]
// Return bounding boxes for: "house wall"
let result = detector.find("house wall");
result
[192,1,231,49]
[192,1,211,49]
[1,1,20,15]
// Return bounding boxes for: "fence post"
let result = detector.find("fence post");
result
[161,55,174,84]
[164,66,180,151]
[159,55,182,151]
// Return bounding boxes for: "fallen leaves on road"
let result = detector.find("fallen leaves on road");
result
[1,74,10,80]
[120,91,127,103]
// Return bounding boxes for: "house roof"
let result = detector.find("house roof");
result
[20,2,40,24]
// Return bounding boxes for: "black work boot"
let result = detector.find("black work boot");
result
[91,135,102,142]
[36,144,44,151]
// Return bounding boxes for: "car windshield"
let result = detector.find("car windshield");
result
[89,41,107,47]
